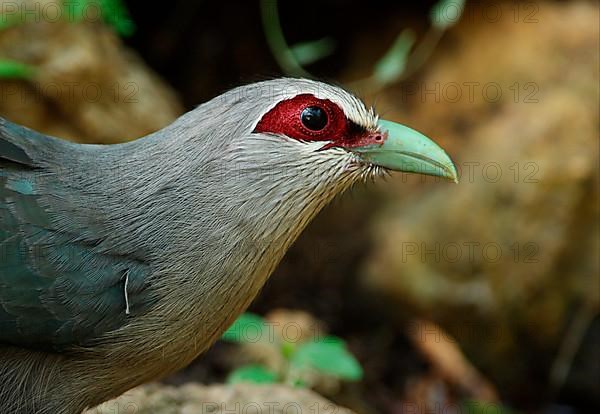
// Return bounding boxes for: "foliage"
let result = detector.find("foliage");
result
[227,364,279,385]
[372,30,416,86]
[261,0,465,90]
[222,312,363,386]
[66,0,135,36]
[289,335,363,381]
[0,60,36,79]
[221,312,266,342]
[289,38,336,67]
[0,0,134,35]
[430,0,466,29]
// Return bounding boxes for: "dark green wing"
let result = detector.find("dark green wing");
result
[0,118,152,351]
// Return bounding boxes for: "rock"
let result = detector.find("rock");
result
[361,0,599,404]
[0,0,183,143]
[87,383,355,414]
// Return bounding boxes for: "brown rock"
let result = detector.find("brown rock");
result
[87,383,355,414]
[0,0,183,143]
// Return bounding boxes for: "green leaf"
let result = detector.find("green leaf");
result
[289,37,336,66]
[1,0,135,35]
[280,340,296,359]
[430,0,465,29]
[373,29,416,86]
[291,335,363,381]
[0,60,36,79]
[64,0,135,35]
[98,0,135,36]
[221,312,268,343]
[226,364,278,385]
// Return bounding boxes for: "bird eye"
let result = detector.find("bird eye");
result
[300,106,328,131]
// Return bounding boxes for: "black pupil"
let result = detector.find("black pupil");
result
[301,106,328,131]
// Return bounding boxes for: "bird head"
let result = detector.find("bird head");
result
[249,80,458,183]
[140,78,457,276]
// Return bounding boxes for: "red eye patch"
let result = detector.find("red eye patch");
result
[254,94,367,146]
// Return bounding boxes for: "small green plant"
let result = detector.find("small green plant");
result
[222,312,363,386]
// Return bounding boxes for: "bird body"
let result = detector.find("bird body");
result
[0,79,456,413]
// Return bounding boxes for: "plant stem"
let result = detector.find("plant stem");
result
[260,0,312,78]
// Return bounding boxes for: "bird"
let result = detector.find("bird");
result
[0,78,457,414]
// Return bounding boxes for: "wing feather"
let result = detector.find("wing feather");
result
[0,118,152,351]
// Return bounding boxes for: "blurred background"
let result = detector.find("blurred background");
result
[0,1,598,413]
